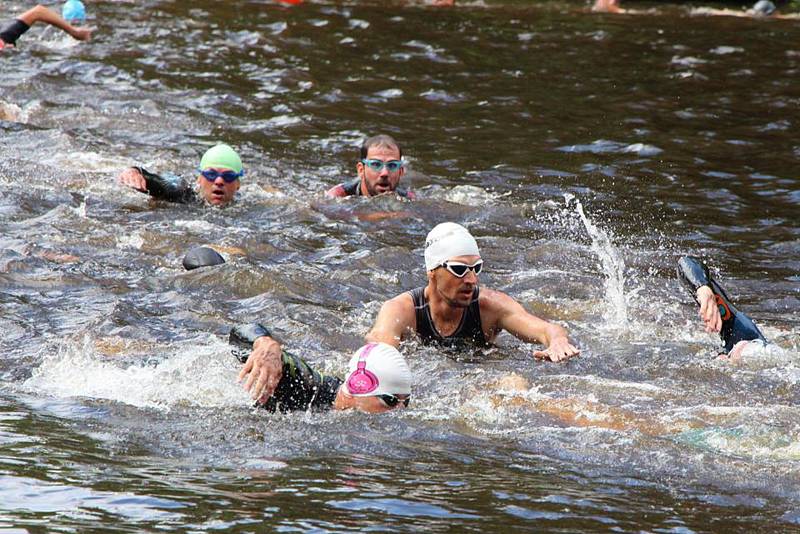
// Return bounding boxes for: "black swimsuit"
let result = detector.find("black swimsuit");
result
[0,20,30,46]
[408,286,489,347]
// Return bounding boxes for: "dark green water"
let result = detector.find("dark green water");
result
[1,0,799,531]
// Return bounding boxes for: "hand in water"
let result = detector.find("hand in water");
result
[117,168,147,192]
[696,286,722,333]
[533,338,580,362]
[238,336,283,404]
[71,27,92,41]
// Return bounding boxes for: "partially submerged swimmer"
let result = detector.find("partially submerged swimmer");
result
[182,246,226,271]
[326,134,416,200]
[0,4,91,50]
[117,144,244,207]
[231,324,412,414]
[677,256,768,362]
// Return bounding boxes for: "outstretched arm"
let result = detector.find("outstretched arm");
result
[490,289,580,362]
[365,294,416,348]
[230,324,284,404]
[18,5,91,41]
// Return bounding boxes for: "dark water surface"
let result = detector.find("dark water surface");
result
[1,0,799,531]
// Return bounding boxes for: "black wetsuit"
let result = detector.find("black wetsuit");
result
[327,177,415,199]
[0,20,30,46]
[133,167,197,204]
[677,256,767,353]
[229,323,342,413]
[409,286,489,347]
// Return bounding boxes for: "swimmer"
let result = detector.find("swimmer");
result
[182,246,226,270]
[326,134,416,200]
[231,324,412,414]
[367,222,580,361]
[0,4,91,50]
[117,144,243,207]
[678,255,768,362]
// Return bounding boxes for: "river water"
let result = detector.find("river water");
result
[1,0,799,531]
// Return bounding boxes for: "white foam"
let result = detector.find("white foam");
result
[23,336,250,411]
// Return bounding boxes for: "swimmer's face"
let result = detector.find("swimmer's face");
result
[196,167,240,206]
[351,394,410,414]
[429,254,481,308]
[356,144,404,197]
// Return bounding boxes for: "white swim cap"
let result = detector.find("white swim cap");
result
[345,343,412,396]
[424,222,480,271]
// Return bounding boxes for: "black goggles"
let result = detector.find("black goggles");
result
[378,394,410,408]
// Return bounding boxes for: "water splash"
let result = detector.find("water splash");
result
[565,194,629,328]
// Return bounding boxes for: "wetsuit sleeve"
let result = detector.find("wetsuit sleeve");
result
[677,256,712,304]
[263,352,341,412]
[676,256,767,352]
[0,20,30,46]
[229,323,273,363]
[134,167,196,204]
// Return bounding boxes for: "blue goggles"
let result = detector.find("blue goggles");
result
[361,159,403,173]
[199,168,244,183]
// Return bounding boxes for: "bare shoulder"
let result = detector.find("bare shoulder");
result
[479,287,522,311]
[380,291,415,316]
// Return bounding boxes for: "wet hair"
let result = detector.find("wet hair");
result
[359,134,403,160]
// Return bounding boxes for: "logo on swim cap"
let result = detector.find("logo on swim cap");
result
[200,144,243,174]
[345,343,412,397]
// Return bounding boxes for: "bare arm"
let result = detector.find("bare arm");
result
[365,293,416,348]
[18,5,91,41]
[489,289,580,362]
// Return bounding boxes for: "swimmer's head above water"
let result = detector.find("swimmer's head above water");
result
[182,246,225,271]
[62,0,86,23]
[750,0,777,16]
[196,144,243,206]
[356,134,406,197]
[337,342,413,413]
[424,222,483,308]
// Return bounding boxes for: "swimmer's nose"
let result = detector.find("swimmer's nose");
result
[464,270,479,284]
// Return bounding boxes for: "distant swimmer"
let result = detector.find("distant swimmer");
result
[0,3,91,50]
[367,223,581,362]
[117,144,244,207]
[678,255,769,362]
[326,134,416,200]
[230,324,412,413]
[594,0,795,18]
[690,0,800,19]
[182,246,226,271]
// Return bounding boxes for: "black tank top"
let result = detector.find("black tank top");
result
[409,286,488,347]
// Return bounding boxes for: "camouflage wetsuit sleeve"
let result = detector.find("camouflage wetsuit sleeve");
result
[229,323,342,413]
[133,167,197,204]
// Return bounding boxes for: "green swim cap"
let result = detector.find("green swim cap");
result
[199,144,243,174]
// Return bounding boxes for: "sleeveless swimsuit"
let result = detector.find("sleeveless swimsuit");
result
[408,286,488,347]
